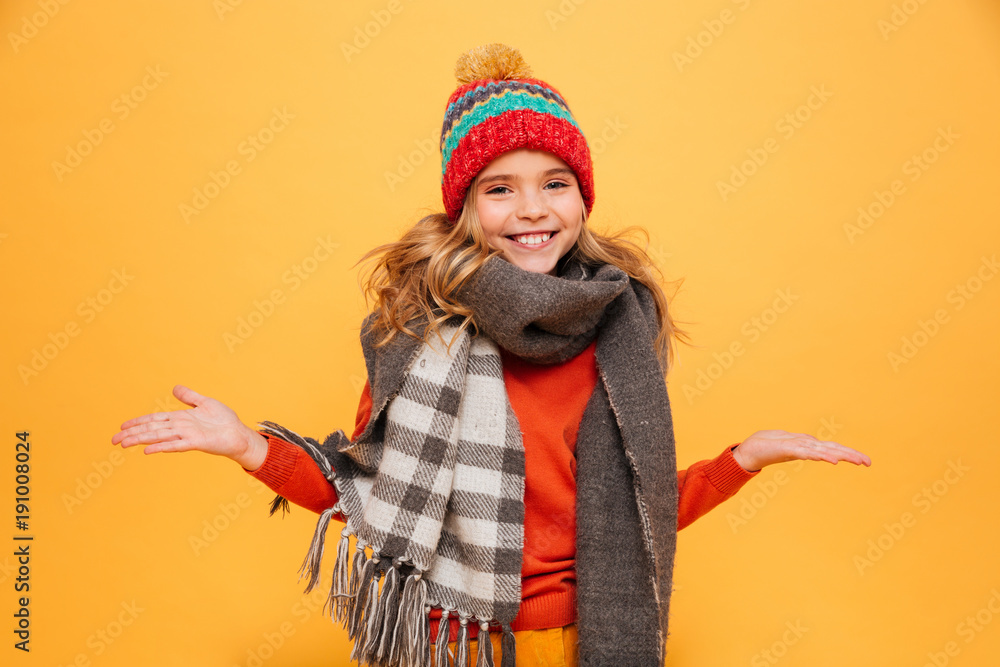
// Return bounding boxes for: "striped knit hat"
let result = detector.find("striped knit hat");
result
[440,44,595,222]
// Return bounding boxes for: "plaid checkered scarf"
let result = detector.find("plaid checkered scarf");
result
[258,256,679,667]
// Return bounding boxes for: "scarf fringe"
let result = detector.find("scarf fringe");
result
[375,560,402,661]
[500,624,516,667]
[313,538,509,667]
[268,494,290,517]
[257,420,335,481]
[477,621,495,667]
[434,609,451,667]
[356,564,384,661]
[281,480,515,667]
[390,570,424,666]
[349,556,378,641]
[298,507,335,593]
[340,538,368,626]
[454,615,470,667]
[323,525,352,621]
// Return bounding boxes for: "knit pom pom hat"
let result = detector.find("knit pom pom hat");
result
[439,43,595,222]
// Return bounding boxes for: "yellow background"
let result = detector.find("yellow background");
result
[2,0,999,665]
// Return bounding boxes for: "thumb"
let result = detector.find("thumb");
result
[172,384,206,408]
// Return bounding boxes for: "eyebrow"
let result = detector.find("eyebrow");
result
[477,167,576,186]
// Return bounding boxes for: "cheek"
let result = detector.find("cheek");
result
[561,227,583,254]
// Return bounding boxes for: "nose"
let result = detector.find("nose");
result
[516,189,548,221]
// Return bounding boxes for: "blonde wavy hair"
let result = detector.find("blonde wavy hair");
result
[358,181,692,374]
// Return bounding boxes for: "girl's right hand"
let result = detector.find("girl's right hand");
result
[111,384,268,471]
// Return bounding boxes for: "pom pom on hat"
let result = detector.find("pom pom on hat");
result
[454,43,533,84]
[439,44,595,222]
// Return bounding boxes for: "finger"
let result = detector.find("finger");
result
[143,436,194,455]
[795,433,872,466]
[115,418,178,445]
[173,384,206,408]
[804,440,872,466]
[118,411,172,431]
[118,426,181,448]
[810,439,872,466]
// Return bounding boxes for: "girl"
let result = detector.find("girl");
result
[112,44,870,667]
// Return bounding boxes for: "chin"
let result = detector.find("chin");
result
[510,259,557,275]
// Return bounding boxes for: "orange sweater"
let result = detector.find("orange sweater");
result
[246,340,758,637]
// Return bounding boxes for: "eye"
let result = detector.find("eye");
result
[544,181,569,190]
[485,185,511,195]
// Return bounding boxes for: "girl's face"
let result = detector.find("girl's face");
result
[473,148,584,276]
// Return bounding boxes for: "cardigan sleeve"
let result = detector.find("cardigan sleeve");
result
[243,380,374,516]
[676,444,760,530]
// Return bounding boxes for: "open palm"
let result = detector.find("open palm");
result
[732,429,871,472]
[112,384,257,462]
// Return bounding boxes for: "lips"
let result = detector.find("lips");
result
[509,231,555,246]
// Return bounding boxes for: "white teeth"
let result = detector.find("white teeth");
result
[512,232,552,246]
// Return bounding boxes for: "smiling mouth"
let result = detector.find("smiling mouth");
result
[508,231,555,246]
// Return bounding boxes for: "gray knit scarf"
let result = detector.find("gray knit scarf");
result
[258,255,679,666]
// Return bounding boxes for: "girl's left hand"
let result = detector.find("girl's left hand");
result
[732,429,872,472]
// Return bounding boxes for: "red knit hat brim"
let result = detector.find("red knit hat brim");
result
[443,109,594,222]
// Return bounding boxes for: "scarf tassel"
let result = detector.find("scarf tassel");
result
[389,569,423,666]
[298,506,335,593]
[361,566,387,658]
[422,605,433,667]
[500,624,516,667]
[454,615,470,667]
[348,556,378,642]
[375,560,402,661]
[340,540,368,628]
[352,563,383,664]
[434,609,451,667]
[476,621,495,667]
[322,525,352,622]
[413,586,431,667]
[268,494,290,517]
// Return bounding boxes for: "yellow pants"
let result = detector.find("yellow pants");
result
[431,623,579,667]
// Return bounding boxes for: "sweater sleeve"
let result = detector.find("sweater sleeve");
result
[243,380,374,516]
[676,444,759,530]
